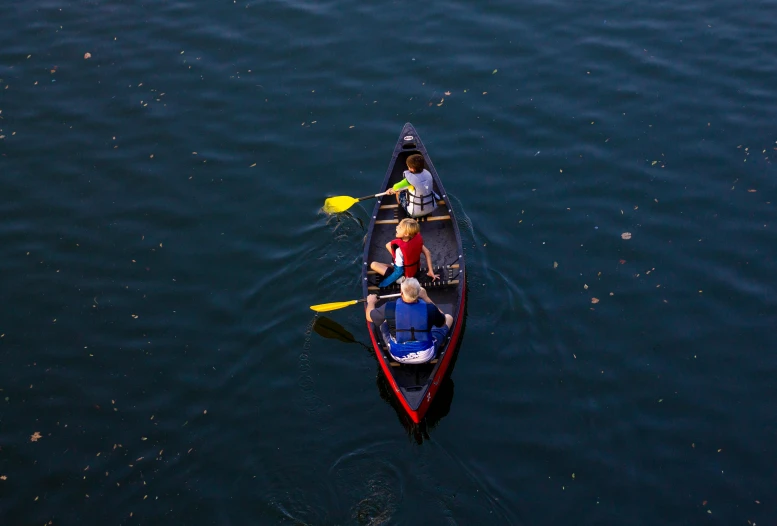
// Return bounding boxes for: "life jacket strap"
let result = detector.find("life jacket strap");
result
[407,191,436,208]
[404,259,420,272]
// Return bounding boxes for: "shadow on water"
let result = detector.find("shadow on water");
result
[313,291,468,445]
[313,316,371,350]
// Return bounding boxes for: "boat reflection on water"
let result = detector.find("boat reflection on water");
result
[313,314,464,444]
[376,373,455,444]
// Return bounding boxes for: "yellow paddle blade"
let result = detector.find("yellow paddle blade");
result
[323,195,359,214]
[310,299,360,312]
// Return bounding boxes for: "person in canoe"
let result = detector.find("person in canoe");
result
[386,154,438,218]
[366,278,454,364]
[370,218,439,288]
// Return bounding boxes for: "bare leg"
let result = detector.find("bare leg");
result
[444,314,453,329]
[371,261,391,276]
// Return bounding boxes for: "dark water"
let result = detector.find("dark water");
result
[1,0,776,524]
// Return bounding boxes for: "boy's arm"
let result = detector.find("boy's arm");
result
[392,179,411,191]
[388,179,414,195]
[422,245,439,280]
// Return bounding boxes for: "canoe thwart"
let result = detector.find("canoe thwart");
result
[380,200,446,210]
[375,215,451,225]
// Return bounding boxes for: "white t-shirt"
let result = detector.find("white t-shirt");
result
[394,247,404,267]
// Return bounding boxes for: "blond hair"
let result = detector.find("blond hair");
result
[401,278,421,301]
[397,218,420,238]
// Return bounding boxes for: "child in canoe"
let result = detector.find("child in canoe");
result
[371,218,439,287]
[386,154,438,218]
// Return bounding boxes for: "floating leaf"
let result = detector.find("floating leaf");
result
[84,52,92,59]
[591,298,599,304]
[30,431,42,442]
[621,232,632,240]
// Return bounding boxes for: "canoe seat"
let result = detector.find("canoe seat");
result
[368,278,459,292]
[367,263,462,292]
[389,358,438,367]
[367,263,459,276]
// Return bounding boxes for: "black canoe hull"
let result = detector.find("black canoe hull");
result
[361,123,466,423]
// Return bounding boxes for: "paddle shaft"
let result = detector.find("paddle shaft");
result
[361,293,401,303]
[356,190,391,202]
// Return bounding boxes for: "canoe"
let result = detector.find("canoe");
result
[361,123,467,424]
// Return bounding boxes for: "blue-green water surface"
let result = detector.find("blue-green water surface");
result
[1,0,776,524]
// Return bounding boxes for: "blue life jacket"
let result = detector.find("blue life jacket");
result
[385,299,434,357]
